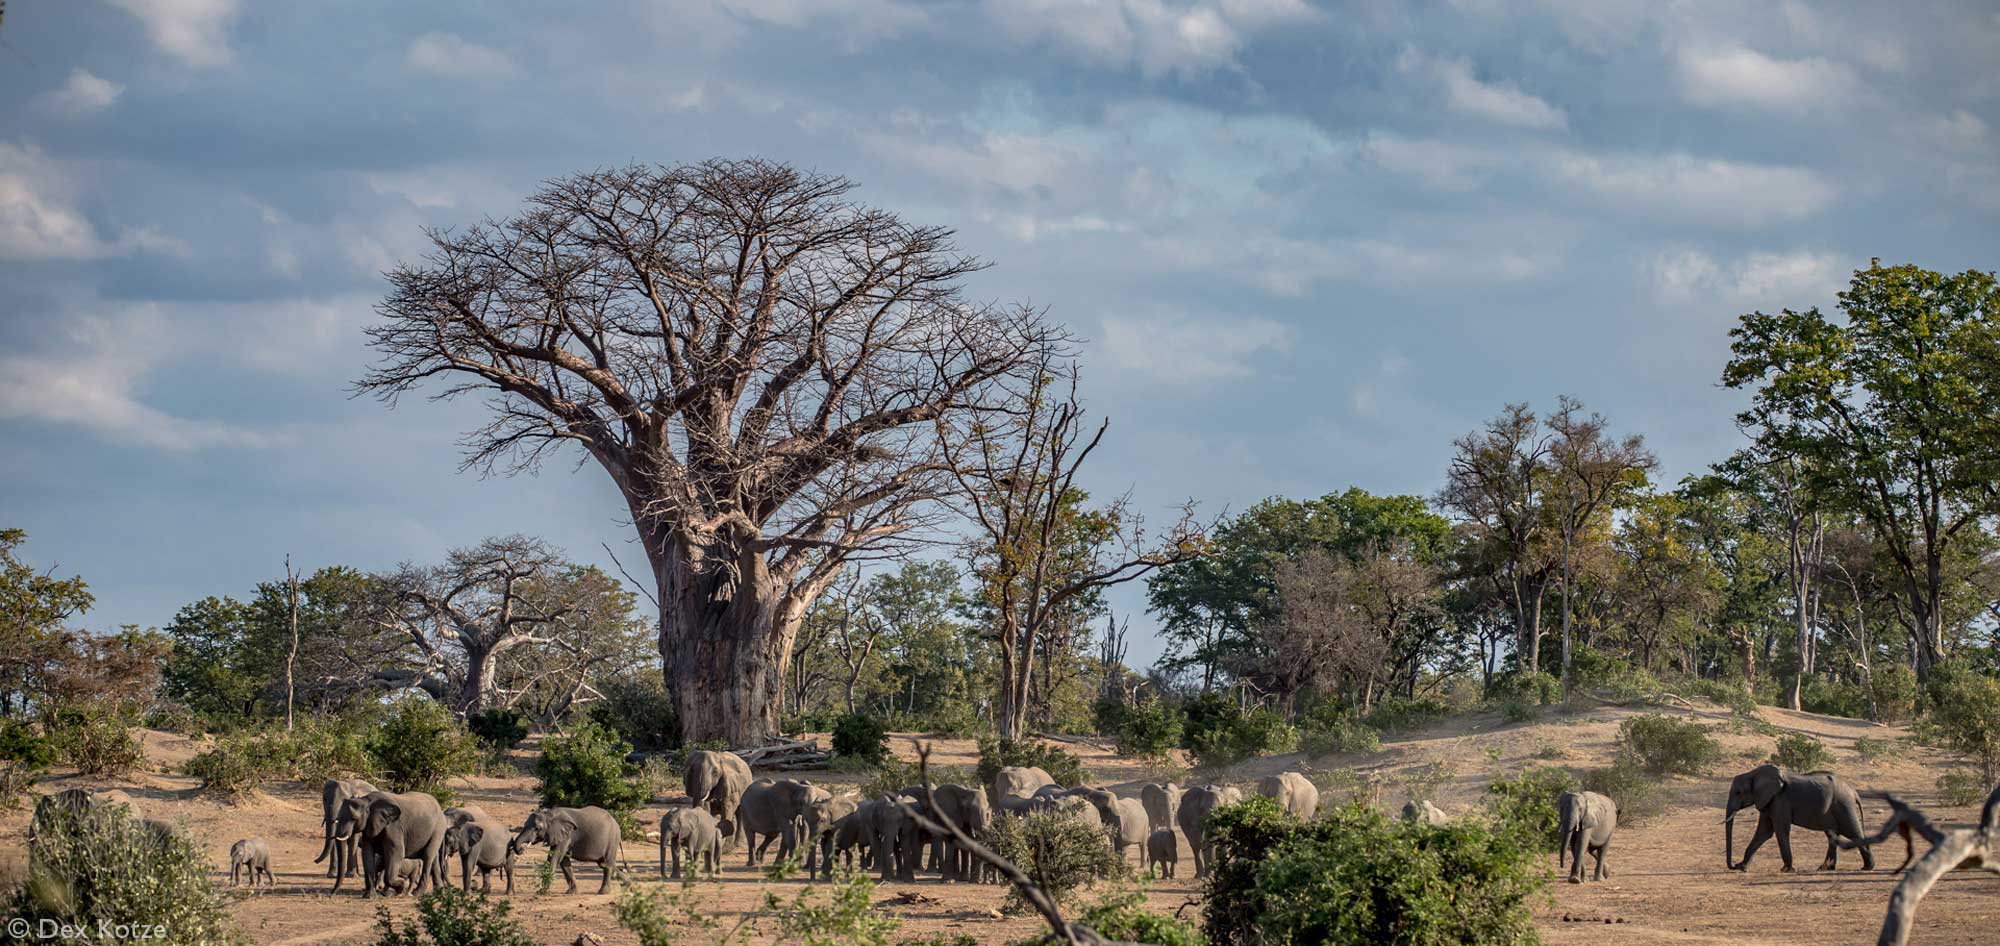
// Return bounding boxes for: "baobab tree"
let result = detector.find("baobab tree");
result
[359,160,1060,744]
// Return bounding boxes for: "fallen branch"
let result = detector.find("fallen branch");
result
[1870,782,2000,946]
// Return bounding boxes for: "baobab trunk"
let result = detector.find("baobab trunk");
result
[656,548,800,747]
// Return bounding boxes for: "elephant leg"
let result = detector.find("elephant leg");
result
[505,861,515,895]
[1567,830,1586,883]
[1842,810,1876,870]
[1773,817,1796,872]
[597,858,613,894]
[1593,840,1610,880]
[1737,817,1774,871]
[560,855,578,894]
[1820,830,1838,871]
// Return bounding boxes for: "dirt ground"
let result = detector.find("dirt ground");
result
[2,702,1993,946]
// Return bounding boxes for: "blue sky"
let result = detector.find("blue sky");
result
[2,1,1997,666]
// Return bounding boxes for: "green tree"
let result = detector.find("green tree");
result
[0,528,94,715]
[162,596,263,721]
[1724,261,2000,680]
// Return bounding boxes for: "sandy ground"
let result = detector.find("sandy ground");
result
[2,703,1993,946]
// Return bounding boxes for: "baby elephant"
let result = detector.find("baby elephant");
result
[1402,800,1449,826]
[229,838,274,888]
[659,806,721,880]
[1556,790,1617,883]
[1144,828,1178,879]
[442,821,516,894]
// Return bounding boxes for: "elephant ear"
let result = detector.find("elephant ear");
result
[378,800,405,824]
[1751,765,1785,808]
[465,824,485,845]
[548,812,577,847]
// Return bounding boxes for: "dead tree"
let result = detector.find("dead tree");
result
[1850,785,2000,946]
[359,159,1062,745]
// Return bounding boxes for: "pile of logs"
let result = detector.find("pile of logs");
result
[736,738,831,770]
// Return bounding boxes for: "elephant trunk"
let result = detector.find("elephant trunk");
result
[314,830,333,864]
[1723,800,1739,869]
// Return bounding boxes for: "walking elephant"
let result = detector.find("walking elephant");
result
[862,795,923,882]
[685,750,753,849]
[1176,785,1242,878]
[332,790,447,899]
[1140,782,1181,833]
[513,806,628,894]
[659,806,721,880]
[926,784,995,882]
[229,838,274,888]
[1724,764,1874,872]
[442,820,515,893]
[1257,772,1319,820]
[805,793,861,880]
[1144,828,1177,878]
[737,779,820,866]
[315,778,379,885]
[1556,791,1616,883]
[1070,787,1148,862]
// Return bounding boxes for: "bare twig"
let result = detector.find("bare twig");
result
[1871,783,2000,946]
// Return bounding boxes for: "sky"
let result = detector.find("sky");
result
[2,1,1998,668]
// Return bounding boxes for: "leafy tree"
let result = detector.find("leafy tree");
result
[1612,492,1719,671]
[535,719,647,816]
[0,528,94,715]
[1544,397,1655,698]
[162,596,262,721]
[1438,405,1561,674]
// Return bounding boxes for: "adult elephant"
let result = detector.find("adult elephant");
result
[29,788,132,841]
[805,793,861,880]
[512,806,628,894]
[1069,787,1148,862]
[862,794,923,882]
[332,790,447,899]
[1177,785,1242,878]
[737,779,820,866]
[1724,764,1875,872]
[992,766,1056,814]
[1257,772,1319,820]
[315,778,380,883]
[685,750,753,848]
[1140,782,1181,833]
[927,784,995,882]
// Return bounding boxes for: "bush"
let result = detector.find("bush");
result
[371,886,534,946]
[1109,702,1184,759]
[1485,670,1560,708]
[11,803,240,946]
[1188,707,1297,770]
[1299,709,1382,758]
[292,713,378,784]
[466,708,530,752]
[1483,766,1578,853]
[1854,737,1904,762]
[1578,761,1664,824]
[882,703,988,738]
[1771,732,1832,772]
[1800,676,1871,720]
[1017,889,1202,946]
[977,737,1085,789]
[780,709,838,736]
[1363,696,1449,734]
[1616,714,1719,776]
[832,712,890,765]
[1205,797,1543,946]
[365,699,482,795]
[1935,768,1988,807]
[987,809,1127,910]
[185,728,296,796]
[1917,663,2000,782]
[0,718,51,811]
[43,700,146,777]
[1679,678,1757,717]
[536,720,648,821]
[1567,648,1660,701]
[1870,665,1919,724]
[587,673,680,751]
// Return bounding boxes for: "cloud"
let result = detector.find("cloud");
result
[0,144,191,261]
[1675,44,1858,111]
[1396,47,1567,130]
[1553,151,1836,227]
[982,0,1316,78]
[105,0,239,69]
[714,0,927,36]
[405,32,517,79]
[1651,247,1847,310]
[38,69,124,115]
[0,310,288,451]
[1100,314,1293,382]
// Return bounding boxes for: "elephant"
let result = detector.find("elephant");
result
[385,857,429,895]
[314,778,379,883]
[804,793,861,880]
[1556,791,1617,883]
[992,766,1057,812]
[1069,787,1148,862]
[333,790,447,899]
[1257,772,1320,820]
[1724,764,1874,872]
[442,820,515,893]
[1140,782,1182,833]
[926,784,995,882]
[823,809,873,877]
[1144,828,1178,879]
[1176,785,1242,878]
[29,788,135,841]
[658,805,721,880]
[1402,800,1449,826]
[229,838,274,888]
[513,806,628,894]
[737,779,820,866]
[444,805,490,827]
[685,750,753,849]
[862,795,923,882]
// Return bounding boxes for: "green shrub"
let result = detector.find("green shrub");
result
[1485,670,1560,708]
[1800,676,1871,720]
[1616,714,1719,776]
[11,804,240,946]
[1205,797,1542,946]
[365,699,481,794]
[185,728,295,796]
[587,673,680,751]
[1364,696,1449,734]
[987,809,1127,910]
[370,886,534,946]
[977,737,1085,789]
[1917,664,2000,782]
[1567,649,1659,701]
[1870,665,1919,724]
[1484,766,1578,853]
[1578,761,1664,824]
[1179,693,1237,749]
[1854,737,1904,762]
[904,936,979,946]
[536,720,648,823]
[1935,768,1987,807]
[1017,889,1202,946]
[1188,707,1297,770]
[466,708,530,752]
[780,709,838,736]
[1771,733,1832,772]
[882,703,988,738]
[43,700,146,777]
[0,718,51,810]
[1110,702,1184,759]
[292,713,378,784]
[832,712,890,765]
[1299,710,1382,757]
[1679,678,1757,717]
